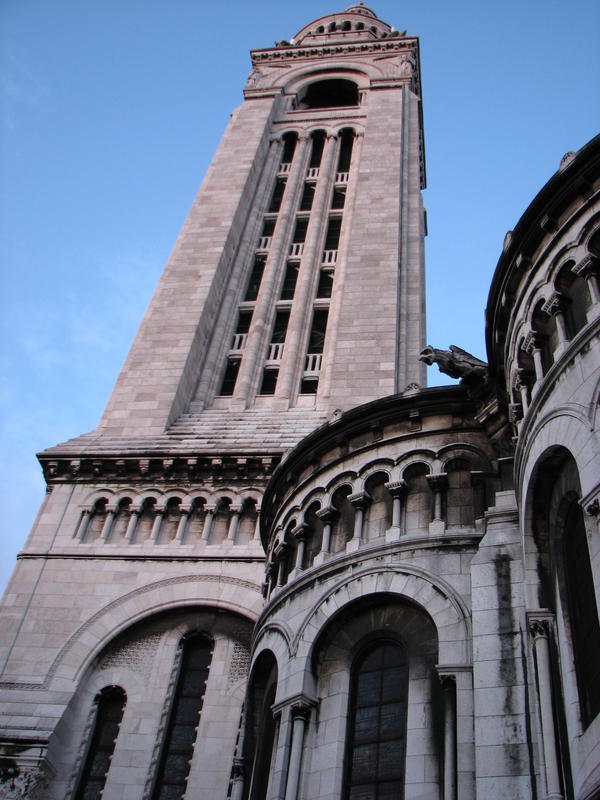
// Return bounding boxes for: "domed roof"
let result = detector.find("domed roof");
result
[292,5,398,46]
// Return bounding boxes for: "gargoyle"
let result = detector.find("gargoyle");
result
[420,345,488,381]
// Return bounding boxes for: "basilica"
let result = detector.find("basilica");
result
[0,6,599,800]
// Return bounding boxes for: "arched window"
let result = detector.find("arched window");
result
[246,651,278,800]
[562,501,600,727]
[75,685,126,800]
[299,79,359,109]
[152,634,213,800]
[364,472,392,540]
[86,498,108,541]
[446,459,475,528]
[344,641,408,799]
[330,485,354,553]
[403,464,431,533]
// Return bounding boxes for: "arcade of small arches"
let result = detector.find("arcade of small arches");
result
[265,447,493,594]
[508,226,600,420]
[75,490,262,547]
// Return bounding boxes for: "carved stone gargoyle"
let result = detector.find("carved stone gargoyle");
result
[420,344,488,382]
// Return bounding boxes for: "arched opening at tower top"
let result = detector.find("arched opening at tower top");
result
[299,78,359,109]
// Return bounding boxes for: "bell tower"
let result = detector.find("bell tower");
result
[0,7,427,798]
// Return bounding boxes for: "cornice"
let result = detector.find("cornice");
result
[251,37,418,66]
[37,452,281,486]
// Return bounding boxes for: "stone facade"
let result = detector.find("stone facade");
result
[0,5,599,800]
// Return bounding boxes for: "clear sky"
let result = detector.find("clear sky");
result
[0,0,598,594]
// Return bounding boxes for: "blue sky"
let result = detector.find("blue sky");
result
[0,0,598,594]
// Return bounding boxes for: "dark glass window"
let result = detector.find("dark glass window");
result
[309,131,326,167]
[281,263,299,300]
[152,635,213,800]
[271,311,290,344]
[281,133,297,165]
[299,183,316,212]
[235,311,252,334]
[245,256,266,301]
[337,130,354,172]
[324,217,342,250]
[332,188,346,210]
[300,377,319,395]
[260,369,278,395]
[75,686,126,800]
[303,79,359,108]
[308,309,328,353]
[261,218,276,238]
[219,359,241,396]
[292,218,309,244]
[316,270,333,299]
[344,642,408,800]
[563,502,600,727]
[268,179,286,213]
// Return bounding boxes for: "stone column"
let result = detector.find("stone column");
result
[385,480,407,541]
[101,507,116,542]
[76,510,91,542]
[233,135,311,406]
[125,508,139,543]
[276,134,339,403]
[529,615,564,800]
[314,505,337,565]
[150,507,164,543]
[230,757,247,800]
[175,505,190,543]
[292,523,309,573]
[516,370,530,415]
[284,701,312,800]
[572,254,600,318]
[253,508,261,541]
[275,543,289,588]
[318,132,364,403]
[347,492,370,552]
[439,673,457,800]
[201,507,215,543]
[524,334,545,388]
[427,473,448,535]
[542,293,570,356]
[227,505,243,542]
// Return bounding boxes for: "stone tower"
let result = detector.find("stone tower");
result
[0,6,428,798]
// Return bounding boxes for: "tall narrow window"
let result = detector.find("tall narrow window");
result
[220,359,241,396]
[563,502,600,727]
[301,309,328,394]
[299,182,316,212]
[280,263,299,300]
[324,217,342,250]
[75,686,126,800]
[245,256,266,301]
[268,179,286,214]
[309,131,326,168]
[152,634,213,800]
[337,129,354,173]
[281,132,297,166]
[344,642,408,800]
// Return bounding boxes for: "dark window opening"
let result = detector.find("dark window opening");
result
[341,20,352,31]
[271,310,290,344]
[152,635,213,800]
[316,270,334,298]
[235,311,252,334]
[281,132,297,165]
[300,183,316,212]
[292,217,309,244]
[343,642,408,800]
[281,263,299,300]
[268,179,286,213]
[260,369,278,395]
[300,377,319,395]
[337,129,354,172]
[308,309,329,353]
[563,502,600,727]
[261,218,276,238]
[219,359,240,396]
[309,131,326,168]
[244,256,266,301]
[75,686,126,800]
[324,217,342,250]
[331,188,346,209]
[301,79,359,109]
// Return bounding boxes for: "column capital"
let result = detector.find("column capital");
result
[316,505,338,523]
[572,253,598,277]
[541,291,570,317]
[426,473,448,491]
[385,479,407,497]
[348,491,371,509]
[291,523,310,542]
[290,699,313,721]
[522,331,544,354]
[527,611,554,639]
